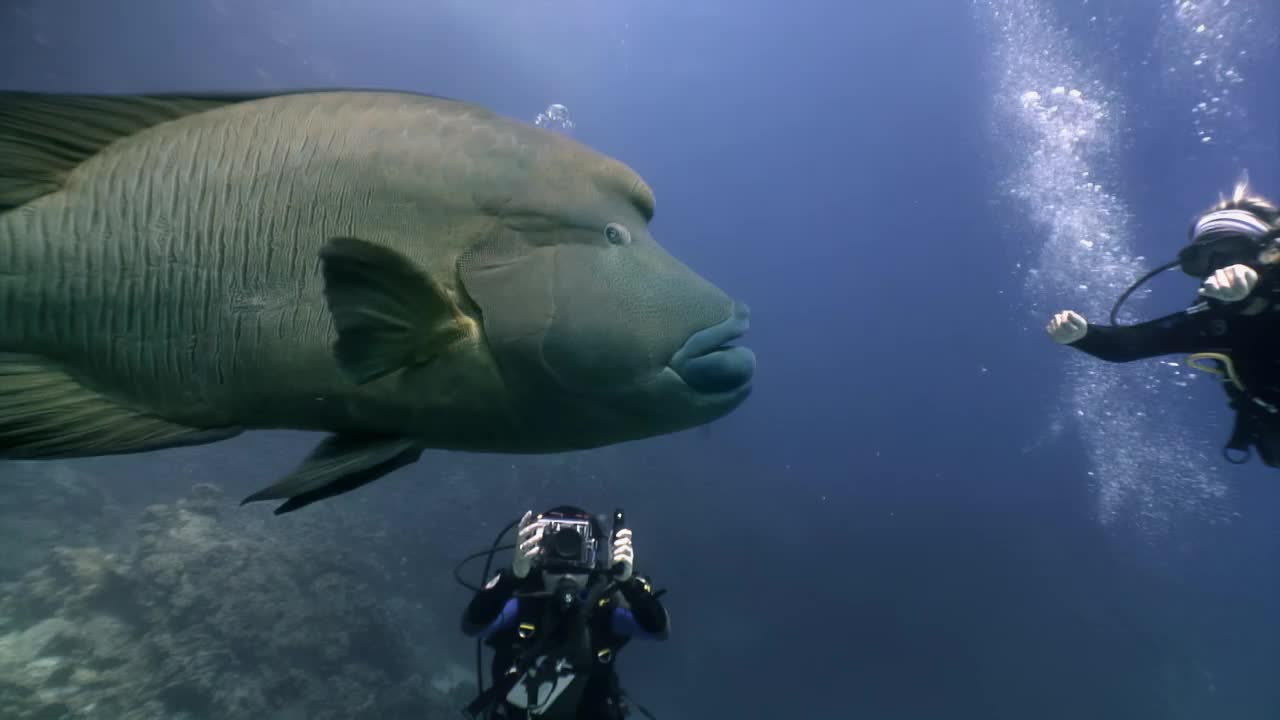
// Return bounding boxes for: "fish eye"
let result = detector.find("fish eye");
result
[604,223,631,246]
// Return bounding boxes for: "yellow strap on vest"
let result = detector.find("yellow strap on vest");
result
[1185,352,1246,391]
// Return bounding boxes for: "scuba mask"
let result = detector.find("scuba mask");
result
[1109,209,1277,325]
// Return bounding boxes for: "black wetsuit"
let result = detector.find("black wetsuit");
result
[461,569,670,720]
[1068,274,1280,464]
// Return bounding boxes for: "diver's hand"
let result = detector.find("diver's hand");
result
[1200,263,1258,303]
[512,511,543,579]
[1047,310,1088,344]
[612,528,634,581]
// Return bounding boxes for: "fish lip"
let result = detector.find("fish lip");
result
[670,302,751,366]
[669,302,754,394]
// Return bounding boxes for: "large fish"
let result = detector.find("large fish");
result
[0,90,755,513]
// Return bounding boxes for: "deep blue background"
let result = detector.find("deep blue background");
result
[2,1,1279,718]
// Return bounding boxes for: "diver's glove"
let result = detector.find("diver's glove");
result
[1200,263,1258,303]
[612,528,635,581]
[1047,310,1088,344]
[512,510,544,579]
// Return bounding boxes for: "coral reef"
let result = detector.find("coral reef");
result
[0,463,122,583]
[0,481,469,719]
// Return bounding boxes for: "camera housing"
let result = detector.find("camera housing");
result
[534,515,599,573]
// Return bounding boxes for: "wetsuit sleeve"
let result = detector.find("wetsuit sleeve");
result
[461,568,521,637]
[1069,306,1227,362]
[615,575,670,641]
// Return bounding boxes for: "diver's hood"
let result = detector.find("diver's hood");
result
[1109,209,1277,325]
[1178,209,1277,276]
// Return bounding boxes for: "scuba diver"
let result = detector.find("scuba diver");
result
[458,506,669,719]
[1046,179,1280,465]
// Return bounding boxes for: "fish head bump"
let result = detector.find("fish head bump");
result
[457,140,754,448]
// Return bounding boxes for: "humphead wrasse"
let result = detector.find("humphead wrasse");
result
[0,90,755,513]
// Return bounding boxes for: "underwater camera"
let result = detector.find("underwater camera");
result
[534,514,600,572]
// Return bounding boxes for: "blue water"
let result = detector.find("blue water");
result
[2,0,1279,718]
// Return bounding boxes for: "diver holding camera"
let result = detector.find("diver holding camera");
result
[459,506,669,719]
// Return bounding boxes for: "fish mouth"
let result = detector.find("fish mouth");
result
[669,301,755,394]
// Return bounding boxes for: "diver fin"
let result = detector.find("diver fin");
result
[319,236,469,385]
[0,353,242,458]
[0,92,262,210]
[240,434,425,514]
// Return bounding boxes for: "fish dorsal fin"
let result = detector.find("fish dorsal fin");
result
[0,92,263,210]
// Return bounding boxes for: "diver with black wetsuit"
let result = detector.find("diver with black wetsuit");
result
[1046,180,1280,466]
[460,506,669,720]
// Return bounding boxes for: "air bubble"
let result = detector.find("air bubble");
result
[533,103,575,134]
[976,0,1233,536]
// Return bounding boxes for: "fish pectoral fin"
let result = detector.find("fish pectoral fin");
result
[0,353,242,458]
[0,93,263,210]
[320,236,470,385]
[240,434,425,515]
